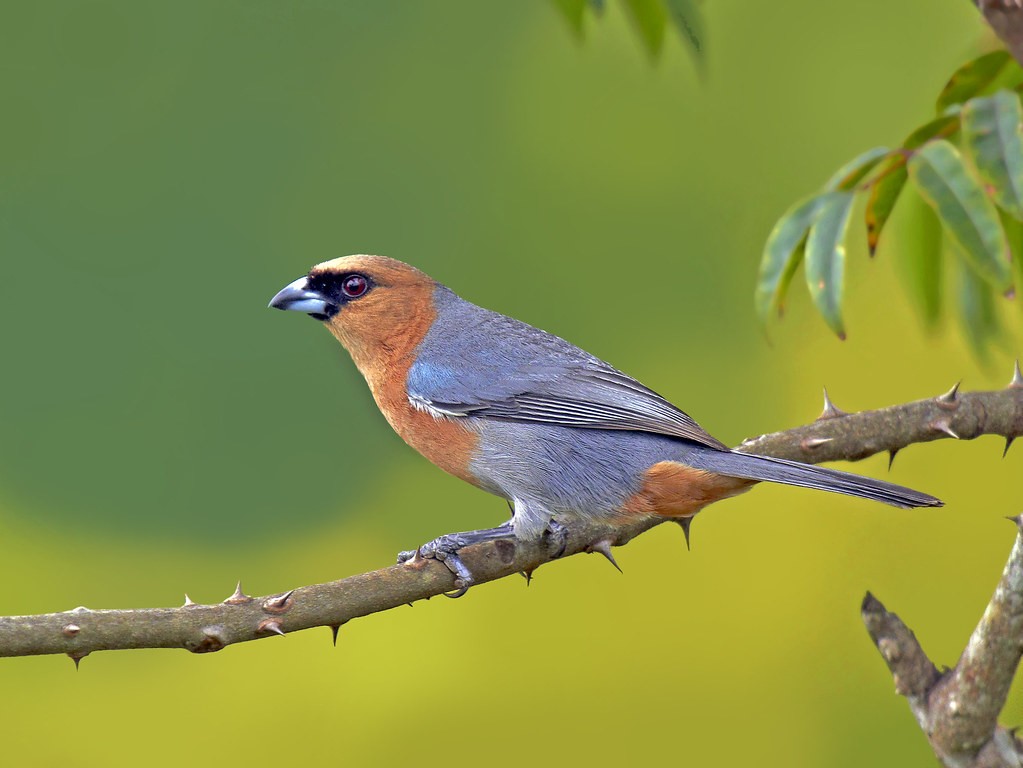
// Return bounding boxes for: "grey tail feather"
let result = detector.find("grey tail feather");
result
[684,449,942,509]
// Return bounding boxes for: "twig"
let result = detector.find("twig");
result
[976,1,1023,68]
[863,518,1023,767]
[0,373,1021,661]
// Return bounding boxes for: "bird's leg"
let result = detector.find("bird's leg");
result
[544,518,568,559]
[397,522,516,598]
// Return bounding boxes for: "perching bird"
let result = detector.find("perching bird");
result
[270,255,941,594]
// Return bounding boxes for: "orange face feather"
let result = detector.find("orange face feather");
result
[308,255,481,486]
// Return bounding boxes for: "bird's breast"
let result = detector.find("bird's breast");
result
[365,362,482,487]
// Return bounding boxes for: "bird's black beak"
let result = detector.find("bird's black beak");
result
[268,276,337,320]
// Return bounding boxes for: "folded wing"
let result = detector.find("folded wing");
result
[407,293,729,451]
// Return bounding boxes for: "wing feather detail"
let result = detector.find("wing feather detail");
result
[406,288,730,451]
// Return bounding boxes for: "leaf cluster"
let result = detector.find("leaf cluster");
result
[757,51,1023,351]
[551,0,703,64]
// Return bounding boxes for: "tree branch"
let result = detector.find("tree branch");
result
[863,517,1023,767]
[1,371,1021,662]
[975,1,1023,68]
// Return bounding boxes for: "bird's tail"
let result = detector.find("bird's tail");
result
[683,448,942,509]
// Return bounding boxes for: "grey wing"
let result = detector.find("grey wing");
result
[407,290,729,451]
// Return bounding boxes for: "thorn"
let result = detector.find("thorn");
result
[520,569,535,586]
[586,539,622,573]
[861,591,884,614]
[257,619,285,637]
[263,589,295,614]
[887,449,898,471]
[330,624,341,646]
[62,624,81,638]
[67,651,88,670]
[70,606,89,614]
[929,417,960,439]
[1005,514,1023,530]
[818,388,848,420]
[936,381,961,407]
[800,436,833,450]
[223,581,251,605]
[677,517,693,550]
[1006,436,1016,458]
[1011,360,1023,389]
[183,594,196,607]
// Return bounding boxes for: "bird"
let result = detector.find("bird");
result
[269,254,941,595]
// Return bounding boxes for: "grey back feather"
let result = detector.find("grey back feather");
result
[407,286,728,450]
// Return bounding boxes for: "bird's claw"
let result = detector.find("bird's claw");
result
[397,533,482,598]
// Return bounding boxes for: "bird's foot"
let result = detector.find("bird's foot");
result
[544,518,569,559]
[397,522,516,598]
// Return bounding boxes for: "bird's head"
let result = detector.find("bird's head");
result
[270,254,438,366]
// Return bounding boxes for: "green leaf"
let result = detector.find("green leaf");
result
[864,116,961,255]
[663,0,704,59]
[551,0,588,38]
[961,90,1023,220]
[955,246,1001,356]
[891,186,943,328]
[865,160,908,255]
[907,140,1014,292]
[1000,208,1023,305]
[805,192,855,338]
[936,50,1013,114]
[825,146,890,191]
[620,0,667,59]
[905,114,961,149]
[755,193,834,324]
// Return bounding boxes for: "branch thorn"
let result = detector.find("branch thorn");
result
[936,381,961,407]
[182,594,196,607]
[887,449,898,470]
[223,582,252,605]
[1005,436,1016,458]
[67,651,88,670]
[329,624,342,646]
[1011,360,1023,389]
[818,388,849,420]
[520,569,535,586]
[586,538,622,573]
[676,516,694,550]
[263,590,295,614]
[257,619,285,637]
[929,417,959,440]
[800,436,833,450]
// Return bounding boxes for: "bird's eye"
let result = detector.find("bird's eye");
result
[341,274,369,299]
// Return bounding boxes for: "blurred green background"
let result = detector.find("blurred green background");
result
[1,1,1020,765]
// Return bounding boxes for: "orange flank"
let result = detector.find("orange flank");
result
[620,461,755,519]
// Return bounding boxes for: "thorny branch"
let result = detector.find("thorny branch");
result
[0,367,1020,666]
[863,517,1023,768]
[976,0,1023,68]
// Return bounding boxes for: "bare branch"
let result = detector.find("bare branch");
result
[738,379,1023,464]
[975,1,1023,68]
[0,378,1020,661]
[0,516,659,660]
[864,519,1023,767]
